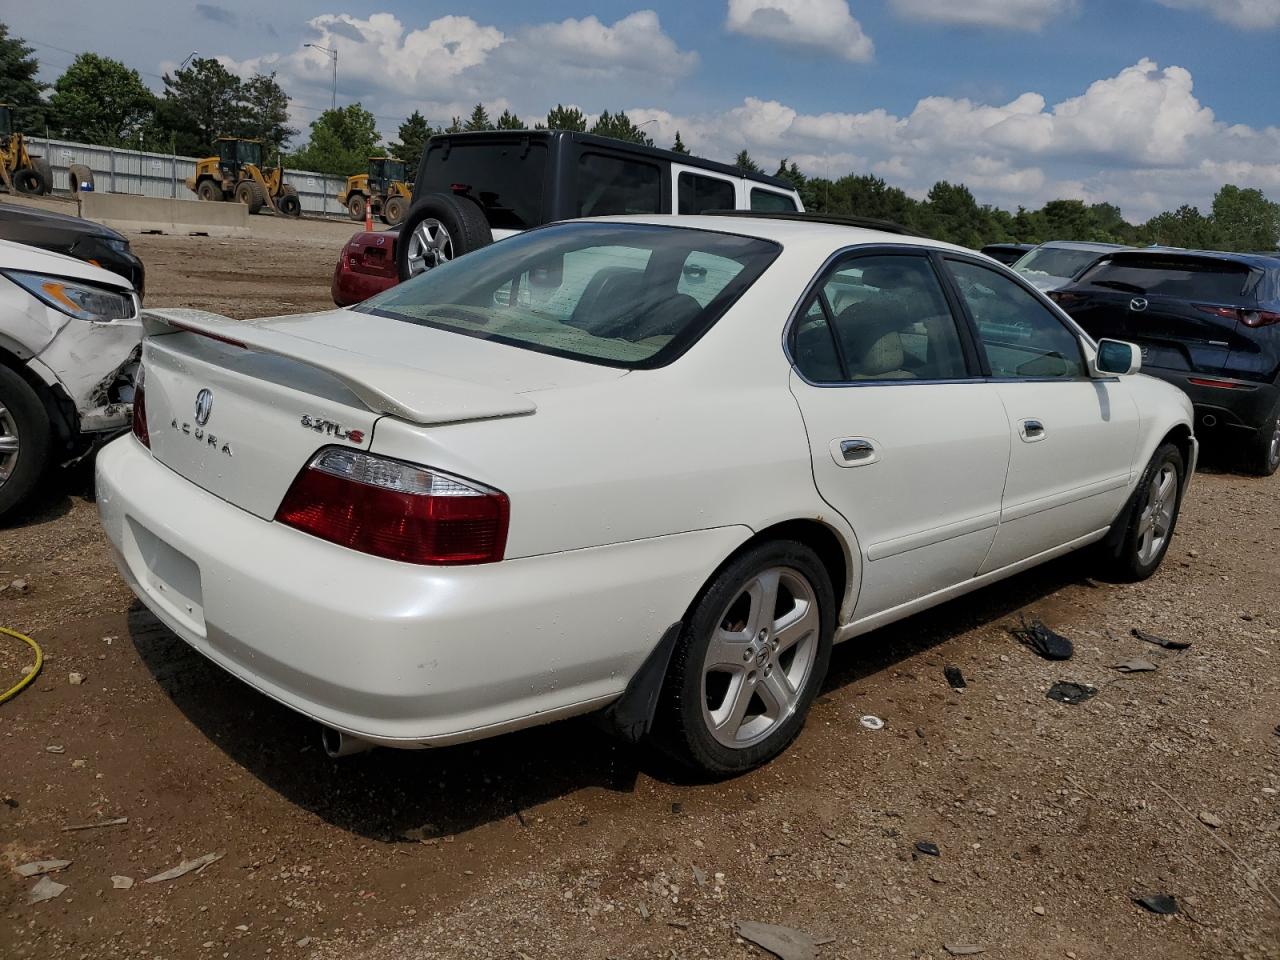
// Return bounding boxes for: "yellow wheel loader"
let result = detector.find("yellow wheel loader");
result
[0,104,52,195]
[337,157,411,226]
[185,137,301,216]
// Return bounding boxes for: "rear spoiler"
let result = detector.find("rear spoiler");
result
[141,309,536,425]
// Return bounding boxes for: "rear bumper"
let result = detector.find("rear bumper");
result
[96,436,746,748]
[1142,367,1278,434]
[330,230,399,307]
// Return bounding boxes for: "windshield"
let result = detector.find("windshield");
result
[1014,247,1104,280]
[356,223,781,368]
[237,141,262,166]
[418,140,548,230]
[1078,256,1256,301]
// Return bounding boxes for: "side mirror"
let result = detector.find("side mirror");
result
[1094,338,1141,376]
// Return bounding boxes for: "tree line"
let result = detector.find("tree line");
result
[1,23,1276,252]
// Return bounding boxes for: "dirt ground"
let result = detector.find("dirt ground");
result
[1,219,1278,960]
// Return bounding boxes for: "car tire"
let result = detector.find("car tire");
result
[277,187,302,218]
[197,179,222,202]
[68,163,95,194]
[1100,442,1185,582]
[653,540,835,777]
[383,195,407,227]
[396,193,492,282]
[0,365,53,522]
[13,166,47,196]
[1242,399,1280,477]
[235,180,265,214]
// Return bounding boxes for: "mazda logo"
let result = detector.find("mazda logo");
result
[1129,297,1149,313]
[194,388,214,426]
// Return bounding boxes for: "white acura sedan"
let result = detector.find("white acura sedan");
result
[96,214,1195,774]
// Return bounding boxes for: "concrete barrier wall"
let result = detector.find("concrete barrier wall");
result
[79,193,250,238]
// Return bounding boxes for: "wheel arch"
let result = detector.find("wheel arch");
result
[0,344,78,445]
[1160,422,1195,488]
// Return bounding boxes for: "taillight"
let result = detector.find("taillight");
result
[1240,309,1280,329]
[131,366,150,448]
[1194,304,1241,321]
[275,448,509,565]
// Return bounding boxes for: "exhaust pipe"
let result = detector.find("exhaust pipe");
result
[320,726,375,758]
[1202,414,1218,427]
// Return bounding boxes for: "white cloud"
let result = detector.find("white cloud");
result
[626,59,1280,220]
[1154,0,1280,28]
[890,0,1075,30]
[725,0,874,61]
[224,10,696,133]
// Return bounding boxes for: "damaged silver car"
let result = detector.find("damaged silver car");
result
[0,238,140,519]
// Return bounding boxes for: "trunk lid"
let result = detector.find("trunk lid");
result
[140,308,593,519]
[1056,253,1262,374]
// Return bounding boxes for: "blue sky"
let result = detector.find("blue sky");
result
[11,1,1280,219]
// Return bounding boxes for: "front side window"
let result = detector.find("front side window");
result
[948,259,1086,378]
[751,188,798,212]
[792,254,969,382]
[577,153,661,218]
[359,222,779,368]
[678,173,736,215]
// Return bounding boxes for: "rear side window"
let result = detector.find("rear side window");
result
[418,141,548,230]
[678,173,736,215]
[577,153,661,217]
[359,222,780,369]
[793,255,969,382]
[948,259,1085,379]
[1078,256,1256,302]
[751,188,798,212]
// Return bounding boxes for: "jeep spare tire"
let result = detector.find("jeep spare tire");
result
[396,193,492,282]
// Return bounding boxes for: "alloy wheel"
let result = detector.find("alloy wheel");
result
[700,566,821,749]
[1136,463,1177,566]
[405,219,454,277]
[0,402,19,486]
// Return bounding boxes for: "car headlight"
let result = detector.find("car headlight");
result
[3,270,136,321]
[103,238,131,254]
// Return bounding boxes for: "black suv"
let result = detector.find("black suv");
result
[331,131,803,305]
[1051,249,1280,474]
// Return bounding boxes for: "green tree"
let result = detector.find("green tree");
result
[50,53,156,147]
[157,57,243,156]
[390,110,434,166]
[671,131,689,154]
[542,104,587,131]
[239,73,295,152]
[288,103,379,176]
[495,108,524,130]
[445,115,465,134]
[734,149,761,174]
[589,110,653,145]
[0,24,47,132]
[922,181,991,247]
[1211,184,1279,251]
[1143,204,1216,249]
[463,103,493,132]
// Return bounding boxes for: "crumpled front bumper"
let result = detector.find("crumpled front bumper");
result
[28,319,141,434]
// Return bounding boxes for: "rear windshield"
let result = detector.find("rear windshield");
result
[1014,247,1106,280]
[417,141,548,230]
[357,223,780,369]
[1078,256,1256,301]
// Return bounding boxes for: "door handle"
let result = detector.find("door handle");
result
[1020,419,1046,442]
[832,437,879,467]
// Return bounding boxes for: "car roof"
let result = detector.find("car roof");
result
[579,213,979,257]
[426,130,800,193]
[0,236,135,289]
[1030,240,1132,252]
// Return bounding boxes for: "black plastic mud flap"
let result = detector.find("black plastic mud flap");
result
[600,622,682,744]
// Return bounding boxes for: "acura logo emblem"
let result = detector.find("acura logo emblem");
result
[1129,297,1149,312]
[194,388,214,426]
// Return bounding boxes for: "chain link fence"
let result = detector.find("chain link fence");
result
[33,137,350,218]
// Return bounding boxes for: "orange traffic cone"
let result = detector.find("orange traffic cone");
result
[364,203,373,232]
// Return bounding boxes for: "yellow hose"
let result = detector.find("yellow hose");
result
[0,626,42,704]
